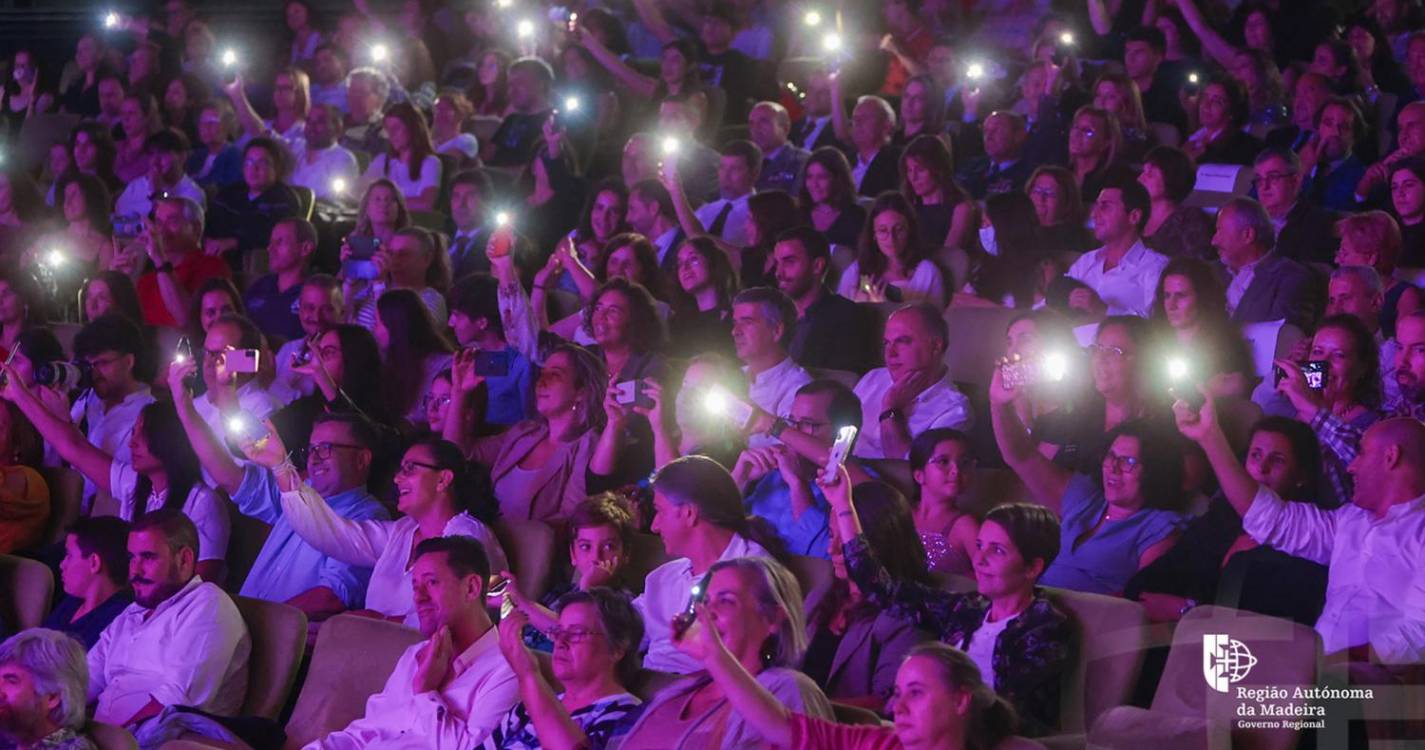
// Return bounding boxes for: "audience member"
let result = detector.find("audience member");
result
[1216,197,1321,331]
[852,304,971,460]
[959,111,1034,200]
[136,195,232,329]
[43,517,134,650]
[1255,147,1340,265]
[798,148,867,249]
[290,103,359,204]
[1140,146,1216,261]
[838,192,947,307]
[909,429,981,577]
[772,227,874,373]
[749,102,808,195]
[0,629,96,749]
[1066,178,1168,319]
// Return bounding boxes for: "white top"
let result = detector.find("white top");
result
[114,174,206,220]
[652,225,681,267]
[306,627,519,749]
[694,193,754,247]
[279,483,509,628]
[88,576,250,724]
[965,610,1014,689]
[362,153,443,203]
[436,133,479,161]
[71,386,157,508]
[852,368,972,460]
[291,143,361,203]
[744,356,812,450]
[1225,254,1267,315]
[1065,240,1168,317]
[837,260,947,308]
[1242,485,1425,664]
[110,460,230,563]
[634,534,772,674]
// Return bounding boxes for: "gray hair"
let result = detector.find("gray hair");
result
[0,629,89,732]
[732,287,796,343]
[855,95,897,131]
[1331,264,1384,295]
[1223,197,1275,249]
[707,557,808,667]
[346,67,391,108]
[1253,146,1301,173]
[157,194,205,236]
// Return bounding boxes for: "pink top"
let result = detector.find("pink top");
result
[790,713,902,750]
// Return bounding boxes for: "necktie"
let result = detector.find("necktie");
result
[708,201,736,237]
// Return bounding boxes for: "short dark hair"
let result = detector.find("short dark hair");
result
[1103,418,1186,511]
[312,410,379,450]
[630,179,674,218]
[1103,176,1151,232]
[567,493,637,550]
[721,139,763,179]
[909,428,972,473]
[554,587,645,685]
[449,169,494,201]
[68,516,131,587]
[1250,416,1323,501]
[210,313,264,351]
[447,274,503,334]
[795,379,862,432]
[1125,25,1166,55]
[74,313,144,359]
[509,56,554,88]
[414,535,491,585]
[983,503,1061,575]
[144,127,190,155]
[131,508,200,557]
[278,217,319,248]
[244,136,292,181]
[1143,146,1197,203]
[774,225,830,263]
[732,287,797,343]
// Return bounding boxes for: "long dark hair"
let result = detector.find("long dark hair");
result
[380,101,437,183]
[132,401,203,518]
[327,323,388,422]
[1150,256,1229,327]
[672,236,738,314]
[809,480,930,630]
[576,178,628,245]
[856,191,927,279]
[976,190,1048,308]
[899,134,967,209]
[581,278,665,353]
[57,172,113,234]
[83,271,143,324]
[798,147,857,213]
[377,289,455,419]
[185,277,246,340]
[1101,418,1186,512]
[406,435,498,523]
[651,455,787,558]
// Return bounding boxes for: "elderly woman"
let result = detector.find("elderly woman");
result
[204,136,303,265]
[0,629,95,749]
[619,556,833,748]
[492,588,646,749]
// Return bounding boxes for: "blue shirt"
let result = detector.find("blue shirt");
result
[1039,474,1184,595]
[484,346,536,427]
[42,591,134,650]
[243,274,304,341]
[744,472,831,559]
[235,463,389,607]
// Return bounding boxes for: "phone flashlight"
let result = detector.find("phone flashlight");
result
[1043,351,1069,382]
[966,62,985,80]
[803,9,822,26]
[494,210,511,227]
[821,33,843,53]
[1166,356,1190,382]
[1188,72,1200,85]
[495,0,512,7]
[370,43,390,63]
[225,414,253,439]
[1059,31,1075,45]
[563,95,581,112]
[516,19,535,38]
[221,48,238,68]
[103,11,120,28]
[43,249,65,268]
[330,177,348,195]
[660,135,681,156]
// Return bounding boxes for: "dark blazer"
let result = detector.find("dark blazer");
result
[1275,201,1340,265]
[1226,253,1321,332]
[802,583,933,705]
[791,117,844,153]
[957,156,1036,200]
[1199,130,1265,166]
[1301,153,1367,213]
[789,289,876,373]
[856,145,903,198]
[756,144,811,195]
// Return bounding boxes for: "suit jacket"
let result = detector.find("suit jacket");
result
[756,144,811,195]
[1227,253,1322,332]
[1302,153,1367,213]
[789,289,876,373]
[1275,201,1340,265]
[957,156,1035,200]
[856,145,903,198]
[802,584,933,704]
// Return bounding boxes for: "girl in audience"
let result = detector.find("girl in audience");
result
[576,34,700,102]
[44,516,134,649]
[667,236,738,359]
[959,192,1061,309]
[1139,146,1215,261]
[68,122,120,196]
[82,271,143,324]
[580,278,667,384]
[204,137,303,261]
[622,556,833,746]
[187,100,243,189]
[553,180,629,299]
[469,49,511,117]
[909,429,980,577]
[114,92,159,184]
[1066,106,1128,203]
[900,135,975,252]
[246,433,506,626]
[596,234,667,301]
[1310,39,1362,96]
[1233,50,1290,137]
[539,233,665,340]
[430,91,478,165]
[8,384,228,582]
[493,587,645,749]
[457,343,606,521]
[824,469,1071,737]
[273,323,390,449]
[287,0,323,64]
[806,481,933,711]
[0,399,45,554]
[799,147,867,249]
[838,192,946,306]
[1183,76,1264,166]
[1389,159,1425,266]
[362,102,441,211]
[376,288,456,430]
[1151,259,1257,401]
[1091,73,1150,163]
[184,278,246,344]
[1025,166,1095,257]
[421,369,466,439]
[59,33,104,117]
[688,637,1019,750]
[0,168,45,255]
[1273,313,1382,508]
[522,114,587,255]
[636,455,782,675]
[991,363,1186,597]
[737,190,801,288]
[347,226,451,330]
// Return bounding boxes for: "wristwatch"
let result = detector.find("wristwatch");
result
[878,407,904,423]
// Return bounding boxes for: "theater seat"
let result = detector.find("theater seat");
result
[860,459,916,500]
[283,613,424,750]
[491,518,558,601]
[832,701,884,726]
[222,508,271,595]
[232,596,308,720]
[1088,605,1319,750]
[88,721,137,750]
[1042,588,1148,741]
[39,466,84,546]
[0,554,53,630]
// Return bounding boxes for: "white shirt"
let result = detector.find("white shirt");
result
[836,260,947,308]
[362,153,442,204]
[436,133,479,161]
[852,368,972,460]
[1225,254,1268,315]
[652,225,681,266]
[279,484,508,629]
[1242,485,1425,663]
[694,193,754,247]
[193,381,282,445]
[800,116,831,151]
[1065,240,1169,317]
[88,576,250,724]
[291,143,361,203]
[635,534,771,674]
[71,386,156,510]
[744,356,812,450]
[110,461,230,563]
[114,174,206,220]
[307,627,519,749]
[964,610,1014,689]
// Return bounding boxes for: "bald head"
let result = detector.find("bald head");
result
[1352,417,1425,514]
[748,101,791,153]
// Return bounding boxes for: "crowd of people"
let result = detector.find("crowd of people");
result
[3,0,1425,747]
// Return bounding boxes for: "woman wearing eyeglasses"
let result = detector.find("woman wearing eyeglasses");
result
[492,588,645,750]
[244,434,506,627]
[990,353,1187,596]
[909,429,980,577]
[836,192,946,307]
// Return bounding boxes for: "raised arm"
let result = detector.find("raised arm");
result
[278,483,392,567]
[829,71,851,145]
[497,612,599,750]
[576,27,658,100]
[167,361,246,495]
[661,157,708,240]
[222,75,268,139]
[443,351,485,457]
[677,605,796,747]
[1087,0,1114,36]
[1173,394,1259,519]
[1171,0,1240,68]
[2,372,113,494]
[989,368,1071,512]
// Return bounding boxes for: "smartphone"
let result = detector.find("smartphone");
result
[614,380,654,409]
[486,576,514,619]
[824,425,858,477]
[222,349,261,374]
[473,349,512,377]
[343,235,381,280]
[1274,361,1329,390]
[671,572,712,640]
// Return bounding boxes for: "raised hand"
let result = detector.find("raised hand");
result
[496,608,538,677]
[412,625,454,694]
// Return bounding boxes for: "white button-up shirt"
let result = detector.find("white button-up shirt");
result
[193,381,282,443]
[306,627,519,749]
[852,368,972,460]
[71,385,156,510]
[1065,240,1169,317]
[1243,485,1425,663]
[694,193,754,247]
[635,534,771,674]
[652,225,681,267]
[852,149,878,192]
[279,484,508,628]
[744,356,812,450]
[111,461,230,563]
[1225,254,1267,316]
[88,576,250,724]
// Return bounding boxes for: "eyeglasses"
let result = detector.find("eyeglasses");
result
[300,441,364,463]
[397,460,444,476]
[782,416,829,432]
[547,626,606,645]
[81,354,124,369]
[1087,344,1131,359]
[1102,452,1142,473]
[677,255,705,270]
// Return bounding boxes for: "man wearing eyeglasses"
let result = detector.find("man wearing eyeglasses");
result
[67,315,156,512]
[168,390,388,623]
[1252,148,1338,266]
[135,195,232,329]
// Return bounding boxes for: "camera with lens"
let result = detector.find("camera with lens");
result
[35,361,92,390]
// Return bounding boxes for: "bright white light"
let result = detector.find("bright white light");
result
[702,388,729,416]
[44,249,65,267]
[966,62,985,80]
[103,11,119,28]
[495,0,513,7]
[563,95,581,112]
[172,352,187,365]
[1043,351,1069,382]
[226,415,250,435]
[1059,31,1075,45]
[516,19,535,38]
[660,136,681,156]
[1167,357,1190,382]
[370,43,390,63]
[803,10,822,26]
[330,177,348,194]
[221,48,238,68]
[1188,72,1200,84]
[494,211,511,227]
[821,33,842,53]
